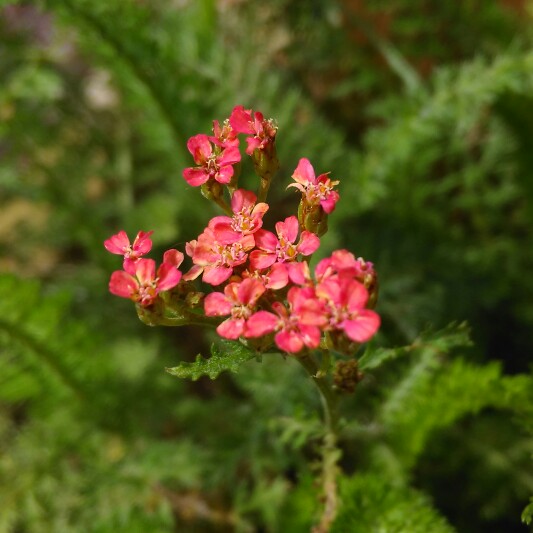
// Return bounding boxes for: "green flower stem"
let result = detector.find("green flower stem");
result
[297,353,341,532]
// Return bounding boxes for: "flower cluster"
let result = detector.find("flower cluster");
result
[105,105,380,355]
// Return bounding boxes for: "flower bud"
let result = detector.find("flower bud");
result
[298,201,329,237]
[333,359,363,393]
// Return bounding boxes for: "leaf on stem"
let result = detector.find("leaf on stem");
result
[166,340,256,380]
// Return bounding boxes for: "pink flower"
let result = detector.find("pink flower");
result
[109,258,182,307]
[209,189,269,242]
[204,278,266,339]
[229,105,277,155]
[289,158,339,214]
[104,230,153,268]
[211,118,239,148]
[183,227,255,286]
[182,134,241,187]
[246,287,326,353]
[316,278,380,343]
[315,250,376,287]
[249,216,320,270]
[239,262,289,290]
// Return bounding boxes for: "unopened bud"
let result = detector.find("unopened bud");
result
[298,201,329,237]
[333,359,363,393]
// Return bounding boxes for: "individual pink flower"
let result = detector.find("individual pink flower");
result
[104,230,153,268]
[229,105,277,155]
[209,189,269,242]
[182,133,241,187]
[183,227,255,286]
[211,118,239,148]
[109,258,182,307]
[249,216,320,270]
[238,262,289,290]
[316,278,380,343]
[204,278,266,339]
[315,250,376,287]
[246,287,326,353]
[288,158,340,214]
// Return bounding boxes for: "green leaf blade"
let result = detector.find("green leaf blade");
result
[166,340,256,381]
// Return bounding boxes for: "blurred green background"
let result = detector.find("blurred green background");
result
[1,1,532,532]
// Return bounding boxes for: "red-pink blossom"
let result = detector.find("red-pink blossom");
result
[315,249,376,286]
[316,278,380,343]
[209,189,269,242]
[204,278,266,339]
[211,119,239,148]
[246,287,326,353]
[249,216,320,270]
[238,262,290,290]
[289,158,340,214]
[183,227,255,286]
[109,258,182,307]
[183,134,241,187]
[104,230,153,268]
[229,105,277,155]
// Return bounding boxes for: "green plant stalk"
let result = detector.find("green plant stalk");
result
[297,353,341,532]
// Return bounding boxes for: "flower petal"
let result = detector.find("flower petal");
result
[341,310,380,342]
[109,270,138,299]
[132,230,153,255]
[229,106,254,134]
[265,263,289,290]
[249,250,276,270]
[347,280,369,310]
[203,265,233,286]
[237,278,265,306]
[292,158,316,185]
[275,330,304,353]
[156,262,182,292]
[204,292,232,316]
[254,229,278,252]
[183,167,209,187]
[163,249,184,268]
[245,311,279,337]
[104,230,130,254]
[217,318,245,339]
[297,231,320,256]
[134,259,156,285]
[187,134,212,163]
[276,216,299,243]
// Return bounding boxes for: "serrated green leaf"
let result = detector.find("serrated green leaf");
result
[522,498,533,525]
[165,340,256,380]
[358,344,411,371]
[332,474,456,533]
[359,322,471,371]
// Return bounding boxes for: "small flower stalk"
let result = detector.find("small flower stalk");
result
[104,105,382,530]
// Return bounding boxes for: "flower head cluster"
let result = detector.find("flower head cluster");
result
[105,105,380,356]
[106,239,183,307]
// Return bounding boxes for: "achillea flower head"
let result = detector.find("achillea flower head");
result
[204,278,266,339]
[249,216,320,270]
[289,158,339,214]
[183,133,241,187]
[184,227,255,286]
[104,230,153,268]
[109,258,182,307]
[209,189,269,242]
[246,287,326,353]
[229,105,277,155]
[316,278,380,343]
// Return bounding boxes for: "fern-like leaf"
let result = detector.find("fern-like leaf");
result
[166,340,256,380]
[331,473,455,533]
